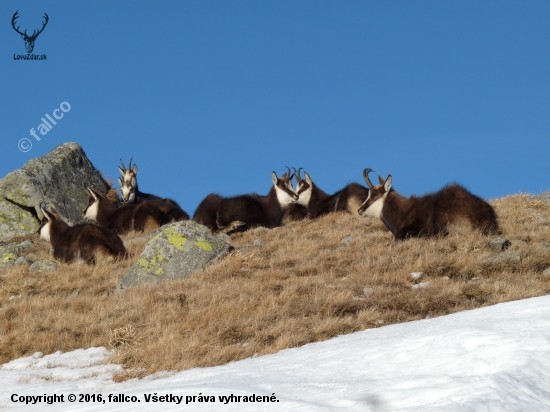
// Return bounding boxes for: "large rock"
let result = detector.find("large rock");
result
[117,221,233,291]
[0,142,109,241]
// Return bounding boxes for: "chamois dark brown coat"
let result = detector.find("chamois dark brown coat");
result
[358,170,499,240]
[38,206,127,263]
[83,188,174,235]
[193,193,223,231]
[294,168,369,218]
[194,170,298,233]
[118,158,190,220]
[281,203,309,224]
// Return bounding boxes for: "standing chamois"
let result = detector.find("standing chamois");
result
[83,188,175,235]
[38,205,127,263]
[293,168,369,218]
[117,158,189,220]
[357,169,499,240]
[193,168,298,233]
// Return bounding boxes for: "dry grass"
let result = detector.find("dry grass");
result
[1,192,550,380]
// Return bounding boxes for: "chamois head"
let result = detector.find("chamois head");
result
[273,167,299,205]
[117,158,138,203]
[82,188,113,221]
[37,204,59,242]
[293,167,313,208]
[357,168,392,218]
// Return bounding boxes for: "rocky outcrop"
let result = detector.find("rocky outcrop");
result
[481,251,522,265]
[490,237,511,251]
[117,221,233,291]
[0,143,109,241]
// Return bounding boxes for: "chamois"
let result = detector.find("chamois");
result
[281,203,309,225]
[193,193,223,231]
[194,168,298,233]
[357,169,500,240]
[38,205,127,263]
[83,188,174,235]
[117,158,189,221]
[293,168,369,218]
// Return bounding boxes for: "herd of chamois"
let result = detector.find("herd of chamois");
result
[37,159,499,264]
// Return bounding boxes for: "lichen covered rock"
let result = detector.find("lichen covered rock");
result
[29,260,59,273]
[117,221,233,291]
[0,240,33,269]
[0,142,109,241]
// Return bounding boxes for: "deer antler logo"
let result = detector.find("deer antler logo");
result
[11,11,49,54]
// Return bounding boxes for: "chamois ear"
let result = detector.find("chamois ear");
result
[87,188,99,200]
[40,206,51,220]
[272,172,279,185]
[384,175,392,192]
[49,207,59,217]
[304,172,313,186]
[133,164,138,174]
[118,177,123,186]
[117,166,124,175]
[378,175,385,185]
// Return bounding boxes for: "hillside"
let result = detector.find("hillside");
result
[4,295,550,411]
[1,192,549,380]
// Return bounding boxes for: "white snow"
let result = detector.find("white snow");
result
[3,296,550,411]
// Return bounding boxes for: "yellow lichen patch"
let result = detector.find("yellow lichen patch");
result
[2,253,17,264]
[163,227,187,251]
[194,240,212,251]
[137,253,164,275]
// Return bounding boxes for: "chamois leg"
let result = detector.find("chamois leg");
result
[394,225,421,240]
[215,220,247,235]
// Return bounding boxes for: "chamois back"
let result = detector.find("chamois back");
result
[358,170,499,240]
[194,170,297,234]
[216,170,298,232]
[193,193,222,230]
[83,188,173,235]
[294,168,369,218]
[38,206,127,263]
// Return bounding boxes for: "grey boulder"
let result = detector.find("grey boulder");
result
[0,142,109,241]
[117,221,233,291]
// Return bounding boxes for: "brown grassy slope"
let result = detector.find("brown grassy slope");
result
[1,192,549,380]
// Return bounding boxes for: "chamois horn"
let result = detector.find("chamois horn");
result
[285,166,292,179]
[363,168,375,189]
[293,167,303,183]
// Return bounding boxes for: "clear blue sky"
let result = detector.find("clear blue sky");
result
[2,1,549,215]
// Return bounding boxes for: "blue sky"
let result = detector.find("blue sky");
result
[1,1,549,215]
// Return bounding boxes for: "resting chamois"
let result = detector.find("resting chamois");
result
[194,169,298,233]
[357,169,500,240]
[293,168,369,218]
[118,158,189,220]
[281,203,309,225]
[38,205,127,263]
[83,188,174,235]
